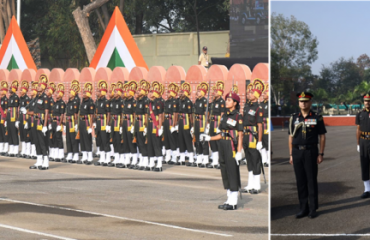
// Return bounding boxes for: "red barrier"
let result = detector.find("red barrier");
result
[147,66,166,83]
[111,67,129,83]
[80,68,96,100]
[227,64,252,108]
[129,66,148,81]
[35,69,50,83]
[271,116,356,127]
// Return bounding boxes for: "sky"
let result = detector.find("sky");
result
[271,1,370,75]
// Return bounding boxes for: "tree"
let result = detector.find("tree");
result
[0,0,17,43]
[357,54,370,77]
[313,88,328,113]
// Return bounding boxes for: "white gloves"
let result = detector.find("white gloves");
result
[143,128,147,136]
[15,121,19,129]
[190,127,194,137]
[106,125,111,133]
[216,128,221,134]
[48,124,52,130]
[256,142,263,150]
[74,124,78,132]
[235,152,242,165]
[93,122,96,129]
[158,126,163,137]
[119,127,122,134]
[20,107,27,114]
[200,134,210,142]
[357,145,360,153]
[63,126,66,132]
[42,126,47,136]
[24,122,28,129]
[170,125,177,133]
[4,121,6,127]
[205,124,210,134]
[57,125,62,132]
[130,125,135,134]
[88,128,93,134]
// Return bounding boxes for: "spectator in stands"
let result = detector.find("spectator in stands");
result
[198,46,211,69]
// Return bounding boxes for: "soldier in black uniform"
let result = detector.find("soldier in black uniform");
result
[146,81,164,171]
[18,81,31,158]
[289,92,326,219]
[260,83,269,167]
[201,90,243,210]
[164,83,180,164]
[356,93,370,198]
[107,82,124,167]
[0,81,8,155]
[24,81,38,159]
[64,81,80,163]
[131,80,150,170]
[191,82,209,167]
[118,81,138,168]
[29,74,50,170]
[177,82,193,165]
[242,80,264,194]
[46,83,55,160]
[71,80,82,157]
[50,84,66,162]
[78,83,95,165]
[94,80,111,166]
[7,80,20,157]
[204,81,225,169]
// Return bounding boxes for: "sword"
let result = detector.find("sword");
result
[202,77,212,144]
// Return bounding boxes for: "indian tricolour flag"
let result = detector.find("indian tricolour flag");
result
[0,16,37,71]
[89,7,148,71]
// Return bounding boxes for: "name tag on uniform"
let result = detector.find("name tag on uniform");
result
[84,105,87,109]
[168,105,171,108]
[295,118,300,126]
[128,104,131,108]
[227,118,236,126]
[183,104,185,108]
[116,105,119,109]
[305,119,317,125]
[152,105,155,110]
[248,109,256,116]
[199,103,202,107]
[215,104,219,108]
[56,105,59,109]
[37,99,43,104]
[101,103,103,107]
[140,104,142,108]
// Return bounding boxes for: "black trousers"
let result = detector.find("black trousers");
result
[242,134,262,175]
[34,119,48,156]
[292,146,319,212]
[51,122,63,149]
[218,139,241,191]
[19,114,29,142]
[80,120,92,152]
[163,119,177,151]
[0,118,7,143]
[110,121,121,153]
[66,121,78,153]
[194,119,209,155]
[96,119,110,152]
[147,123,162,157]
[178,119,193,153]
[262,134,268,150]
[6,114,18,145]
[359,138,370,181]
[30,117,37,145]
[121,121,137,154]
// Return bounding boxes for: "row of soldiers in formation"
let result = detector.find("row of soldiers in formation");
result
[0,74,269,198]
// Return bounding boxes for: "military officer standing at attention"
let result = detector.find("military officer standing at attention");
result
[64,80,80,163]
[70,80,82,157]
[205,81,225,169]
[0,81,8,155]
[106,82,117,162]
[146,81,164,171]
[94,80,111,166]
[200,87,243,210]
[177,82,193,165]
[191,82,209,167]
[260,83,270,167]
[25,81,38,159]
[77,82,95,165]
[289,92,326,219]
[28,75,50,170]
[107,82,124,167]
[131,80,150,170]
[50,84,65,162]
[7,80,20,157]
[164,83,180,164]
[242,80,264,194]
[118,81,138,168]
[356,93,370,198]
[18,81,30,158]
[46,83,56,160]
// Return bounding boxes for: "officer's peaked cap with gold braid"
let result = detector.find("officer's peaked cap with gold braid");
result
[39,74,48,89]
[21,80,29,92]
[197,82,209,95]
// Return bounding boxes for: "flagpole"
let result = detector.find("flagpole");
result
[17,0,21,27]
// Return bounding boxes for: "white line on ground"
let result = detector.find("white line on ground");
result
[0,223,77,240]
[0,198,233,238]
[271,234,370,237]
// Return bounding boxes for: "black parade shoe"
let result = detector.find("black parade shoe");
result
[224,204,237,211]
[153,167,162,172]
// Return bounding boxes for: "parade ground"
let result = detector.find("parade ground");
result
[271,126,370,240]
[0,151,268,240]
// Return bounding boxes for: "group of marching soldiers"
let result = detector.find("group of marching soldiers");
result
[0,74,269,208]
